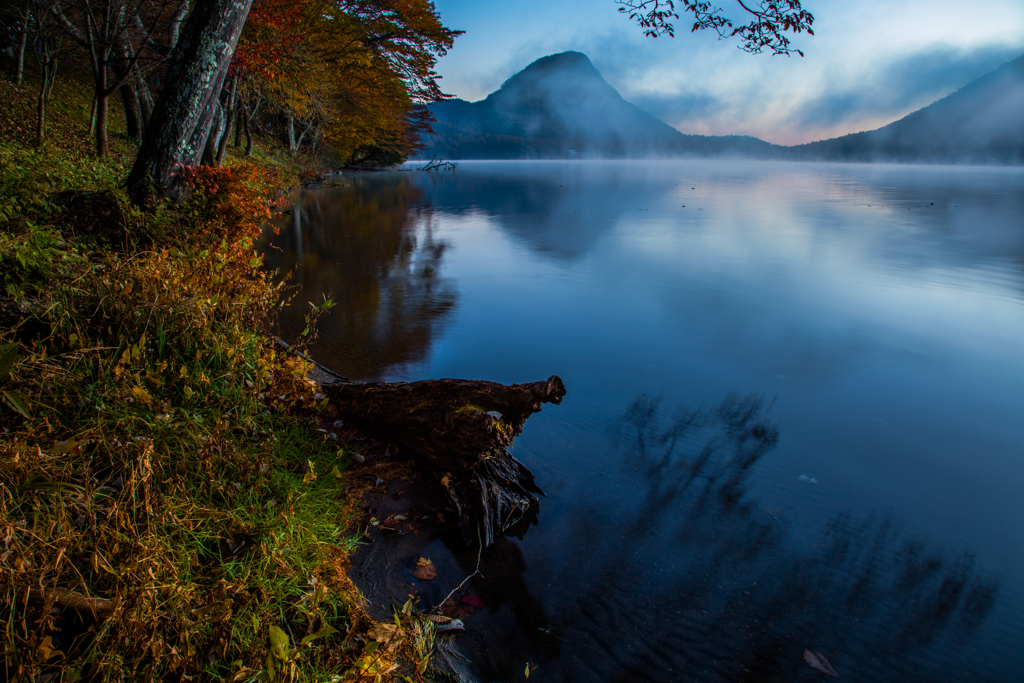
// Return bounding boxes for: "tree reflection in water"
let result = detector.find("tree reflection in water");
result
[458,394,998,683]
[262,176,456,380]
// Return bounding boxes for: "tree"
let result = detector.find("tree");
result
[28,6,68,146]
[126,0,254,205]
[232,0,459,164]
[617,0,814,56]
[48,0,182,156]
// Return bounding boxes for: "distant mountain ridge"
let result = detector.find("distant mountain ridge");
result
[421,52,781,160]
[421,51,1024,165]
[789,54,1024,164]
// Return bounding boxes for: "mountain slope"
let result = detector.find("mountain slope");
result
[421,52,780,160]
[790,55,1024,164]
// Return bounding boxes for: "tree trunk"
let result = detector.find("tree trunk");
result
[94,92,109,157]
[202,100,225,166]
[323,376,566,546]
[15,6,29,87]
[36,68,48,145]
[286,115,297,155]
[243,106,253,157]
[113,46,143,140]
[35,59,57,146]
[136,74,154,127]
[234,100,243,147]
[127,0,254,206]
[88,96,97,136]
[167,0,191,51]
[216,78,237,165]
[119,82,143,140]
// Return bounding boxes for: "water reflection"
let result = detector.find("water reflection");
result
[418,163,663,260]
[261,177,457,379]
[415,161,1024,276]
[458,394,998,683]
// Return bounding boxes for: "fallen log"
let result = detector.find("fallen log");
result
[323,376,566,546]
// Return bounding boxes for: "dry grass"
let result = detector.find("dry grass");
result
[1,60,446,683]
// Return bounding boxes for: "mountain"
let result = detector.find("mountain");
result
[420,52,781,160]
[421,51,1024,165]
[789,55,1024,164]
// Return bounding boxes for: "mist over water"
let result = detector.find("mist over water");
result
[262,160,1024,682]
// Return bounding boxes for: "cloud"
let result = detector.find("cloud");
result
[619,42,1024,143]
[792,44,1024,131]
[432,0,1024,143]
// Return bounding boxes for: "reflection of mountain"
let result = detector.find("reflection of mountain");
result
[456,394,1000,683]
[792,55,1024,164]
[415,163,659,260]
[422,52,780,160]
[261,176,457,380]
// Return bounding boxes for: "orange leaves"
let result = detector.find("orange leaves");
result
[175,162,280,251]
[412,557,437,580]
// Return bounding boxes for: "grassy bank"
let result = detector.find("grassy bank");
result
[1,61,438,682]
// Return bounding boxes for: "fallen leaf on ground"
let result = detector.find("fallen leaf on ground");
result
[804,649,839,677]
[439,597,474,620]
[413,557,437,580]
[368,622,403,650]
[461,593,487,608]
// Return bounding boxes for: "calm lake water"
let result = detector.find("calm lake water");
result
[262,160,1024,682]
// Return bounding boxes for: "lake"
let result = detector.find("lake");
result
[262,160,1024,682]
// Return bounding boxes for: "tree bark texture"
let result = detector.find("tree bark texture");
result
[94,87,109,157]
[323,376,566,546]
[126,0,254,206]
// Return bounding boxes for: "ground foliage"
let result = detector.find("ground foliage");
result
[1,60,449,683]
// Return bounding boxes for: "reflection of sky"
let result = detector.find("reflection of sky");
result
[375,160,1024,679]
[432,0,1024,144]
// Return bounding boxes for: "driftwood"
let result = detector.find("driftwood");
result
[323,376,566,546]
[19,586,114,616]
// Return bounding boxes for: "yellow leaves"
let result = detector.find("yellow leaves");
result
[302,460,317,484]
[131,386,154,404]
[38,635,62,661]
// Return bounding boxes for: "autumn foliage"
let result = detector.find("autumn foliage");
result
[175,162,281,247]
[235,0,460,164]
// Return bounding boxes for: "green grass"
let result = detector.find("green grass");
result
[1,58,444,683]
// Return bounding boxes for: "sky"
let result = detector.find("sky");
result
[430,0,1024,145]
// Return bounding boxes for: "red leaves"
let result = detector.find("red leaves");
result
[460,593,486,608]
[437,592,487,620]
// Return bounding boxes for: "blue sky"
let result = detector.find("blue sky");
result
[431,0,1024,144]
